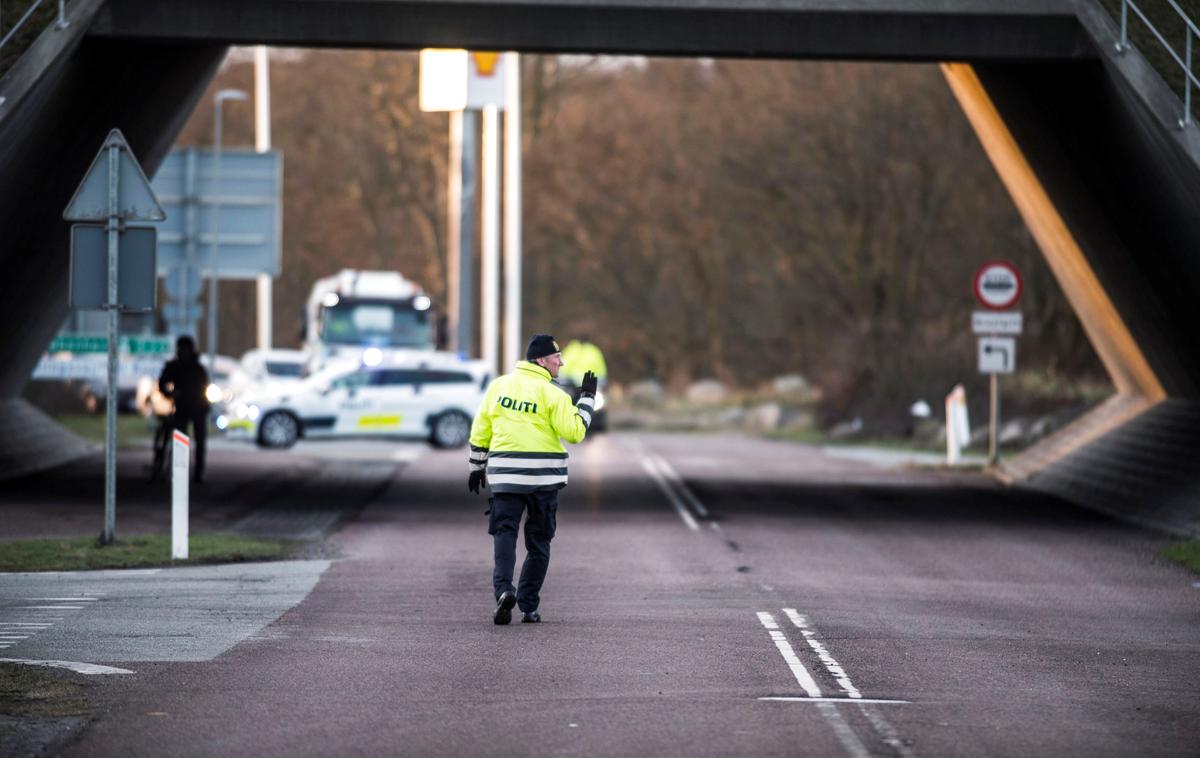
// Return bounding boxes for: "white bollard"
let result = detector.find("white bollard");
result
[171,430,189,560]
[945,385,970,466]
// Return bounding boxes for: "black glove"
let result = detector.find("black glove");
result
[580,370,598,397]
[468,470,487,494]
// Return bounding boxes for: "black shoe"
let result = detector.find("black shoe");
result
[494,591,517,625]
[521,611,541,623]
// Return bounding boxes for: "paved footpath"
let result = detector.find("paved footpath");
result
[9,433,1198,756]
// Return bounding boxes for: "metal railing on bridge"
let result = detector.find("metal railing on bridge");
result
[0,0,66,81]
[1113,0,1200,127]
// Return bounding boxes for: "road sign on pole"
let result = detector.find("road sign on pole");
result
[972,311,1022,335]
[63,129,165,546]
[973,261,1022,311]
[972,261,1021,469]
[978,337,1016,374]
[70,225,157,311]
[63,131,165,223]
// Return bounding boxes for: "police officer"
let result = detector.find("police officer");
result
[468,333,598,625]
[158,335,211,483]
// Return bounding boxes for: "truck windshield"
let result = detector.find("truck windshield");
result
[319,299,433,348]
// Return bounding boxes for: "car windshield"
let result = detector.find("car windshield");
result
[319,299,433,348]
[265,361,304,377]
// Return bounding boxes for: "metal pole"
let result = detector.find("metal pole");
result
[254,46,274,349]
[102,142,120,545]
[481,104,500,377]
[182,147,197,339]
[502,52,522,371]
[458,109,479,356]
[446,110,463,353]
[208,99,223,373]
[56,0,67,29]
[1184,31,1193,127]
[988,373,999,467]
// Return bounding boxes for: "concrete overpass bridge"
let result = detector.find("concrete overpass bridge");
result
[1,0,1198,530]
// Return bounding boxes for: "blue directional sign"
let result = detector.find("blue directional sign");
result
[149,148,282,279]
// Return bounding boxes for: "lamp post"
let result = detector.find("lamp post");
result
[208,88,248,375]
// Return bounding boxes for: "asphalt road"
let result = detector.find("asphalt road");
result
[15,433,1200,756]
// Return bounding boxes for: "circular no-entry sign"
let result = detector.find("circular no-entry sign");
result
[973,261,1022,310]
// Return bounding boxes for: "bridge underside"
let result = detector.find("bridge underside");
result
[2,0,1198,529]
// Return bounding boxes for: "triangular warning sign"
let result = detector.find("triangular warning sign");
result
[63,129,166,222]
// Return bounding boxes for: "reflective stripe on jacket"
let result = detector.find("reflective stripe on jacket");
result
[468,361,593,493]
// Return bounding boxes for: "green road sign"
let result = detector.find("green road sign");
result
[49,334,172,355]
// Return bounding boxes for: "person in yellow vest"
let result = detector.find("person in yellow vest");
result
[468,333,597,625]
[560,336,608,387]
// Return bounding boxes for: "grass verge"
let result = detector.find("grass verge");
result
[52,413,156,449]
[1160,540,1200,574]
[0,664,93,719]
[0,534,300,572]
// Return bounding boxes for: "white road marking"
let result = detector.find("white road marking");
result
[29,598,99,602]
[17,605,85,610]
[781,609,916,757]
[757,611,889,758]
[0,623,53,627]
[783,609,862,699]
[756,612,820,697]
[0,658,134,675]
[0,569,159,576]
[641,459,699,531]
[759,696,911,704]
[648,455,709,517]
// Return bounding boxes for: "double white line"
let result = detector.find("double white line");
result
[758,609,913,758]
[641,454,708,531]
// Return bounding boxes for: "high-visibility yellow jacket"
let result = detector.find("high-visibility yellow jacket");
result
[469,361,594,493]
[560,340,608,386]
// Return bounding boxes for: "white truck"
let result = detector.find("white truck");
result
[303,269,440,370]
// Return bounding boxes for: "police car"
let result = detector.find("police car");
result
[218,354,489,449]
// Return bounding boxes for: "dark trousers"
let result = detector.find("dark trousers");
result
[489,489,559,613]
[172,411,207,480]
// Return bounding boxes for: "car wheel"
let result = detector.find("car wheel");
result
[258,411,300,449]
[430,411,471,449]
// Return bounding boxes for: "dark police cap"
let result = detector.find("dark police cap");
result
[525,334,560,361]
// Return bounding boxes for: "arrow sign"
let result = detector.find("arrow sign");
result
[63,129,166,222]
[978,336,1016,374]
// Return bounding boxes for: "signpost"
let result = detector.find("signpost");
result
[63,129,165,545]
[971,262,1022,467]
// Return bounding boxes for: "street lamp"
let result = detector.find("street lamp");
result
[208,88,248,377]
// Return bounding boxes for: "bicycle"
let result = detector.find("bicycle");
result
[148,410,174,482]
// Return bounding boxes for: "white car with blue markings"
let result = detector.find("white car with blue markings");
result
[219,356,489,449]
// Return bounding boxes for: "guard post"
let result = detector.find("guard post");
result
[172,430,190,560]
